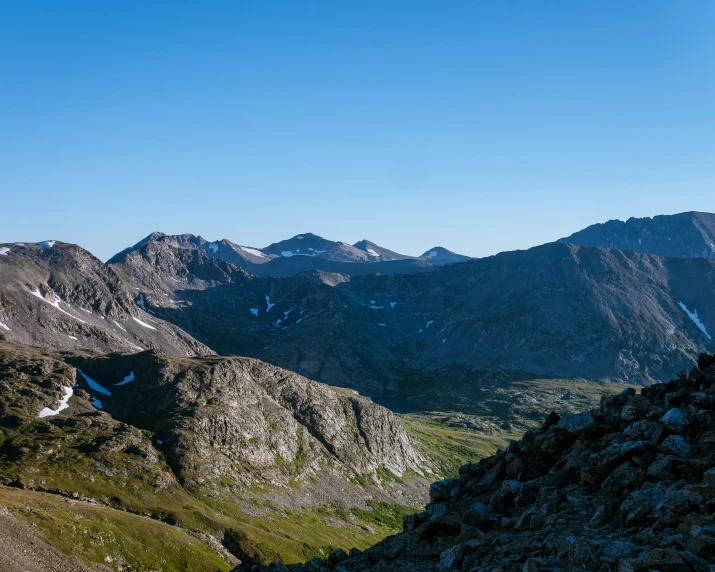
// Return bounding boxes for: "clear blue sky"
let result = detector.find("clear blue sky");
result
[1,1,714,261]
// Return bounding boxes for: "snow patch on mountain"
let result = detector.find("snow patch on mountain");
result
[132,316,157,330]
[29,288,87,323]
[0,247,10,255]
[240,246,266,258]
[38,386,73,418]
[266,296,275,312]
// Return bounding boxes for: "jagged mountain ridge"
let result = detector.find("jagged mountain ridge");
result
[108,231,472,278]
[560,211,715,260]
[0,241,212,357]
[110,240,715,400]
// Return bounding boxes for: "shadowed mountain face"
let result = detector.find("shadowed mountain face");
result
[108,232,472,278]
[0,241,212,357]
[110,240,715,402]
[560,211,715,259]
[273,353,715,572]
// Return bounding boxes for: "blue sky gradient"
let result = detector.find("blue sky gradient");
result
[1,1,714,260]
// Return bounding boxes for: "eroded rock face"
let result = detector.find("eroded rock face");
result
[270,353,715,572]
[72,351,426,489]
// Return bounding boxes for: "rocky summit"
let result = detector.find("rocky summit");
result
[256,353,715,572]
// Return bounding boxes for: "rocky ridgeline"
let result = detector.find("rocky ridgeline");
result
[251,353,715,572]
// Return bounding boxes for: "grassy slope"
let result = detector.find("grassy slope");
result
[0,486,230,571]
[0,410,424,566]
[403,377,626,477]
[403,415,516,476]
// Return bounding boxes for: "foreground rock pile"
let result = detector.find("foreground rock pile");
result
[250,353,715,571]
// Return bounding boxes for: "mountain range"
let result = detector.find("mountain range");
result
[108,232,471,278]
[1,210,715,569]
[2,214,715,402]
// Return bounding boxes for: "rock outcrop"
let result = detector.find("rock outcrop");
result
[259,353,715,571]
[71,350,426,490]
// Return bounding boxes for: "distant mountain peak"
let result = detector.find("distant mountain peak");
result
[353,240,410,260]
[420,246,471,263]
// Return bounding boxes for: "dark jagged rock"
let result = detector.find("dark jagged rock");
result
[271,353,715,571]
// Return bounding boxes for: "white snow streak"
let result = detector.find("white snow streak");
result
[38,386,73,418]
[266,296,275,312]
[240,246,266,258]
[390,302,397,308]
[37,241,56,248]
[0,322,10,331]
[0,247,10,255]
[250,308,259,316]
[367,248,379,257]
[29,289,87,323]
[132,316,157,330]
